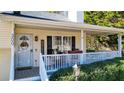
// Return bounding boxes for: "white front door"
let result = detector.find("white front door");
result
[16,34,33,68]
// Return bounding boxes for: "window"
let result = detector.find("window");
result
[47,11,66,16]
[63,36,72,51]
[52,36,72,52]
[53,36,62,52]
[48,11,62,14]
[19,35,29,50]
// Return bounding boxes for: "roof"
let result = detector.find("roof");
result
[1,12,62,22]
[0,13,124,35]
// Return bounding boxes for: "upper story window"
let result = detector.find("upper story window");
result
[48,11,62,14]
[47,11,67,16]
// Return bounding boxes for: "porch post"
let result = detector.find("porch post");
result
[118,34,122,57]
[61,36,63,52]
[9,23,15,81]
[80,30,84,64]
[80,30,84,51]
[80,30,86,52]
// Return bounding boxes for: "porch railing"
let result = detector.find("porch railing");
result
[40,51,120,72]
[42,53,82,72]
[82,51,120,64]
[39,53,49,81]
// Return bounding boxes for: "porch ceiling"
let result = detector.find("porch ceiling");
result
[1,13,124,35]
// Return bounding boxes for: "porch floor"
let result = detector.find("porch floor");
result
[14,67,39,80]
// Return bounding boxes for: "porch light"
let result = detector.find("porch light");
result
[72,64,80,81]
[35,36,38,41]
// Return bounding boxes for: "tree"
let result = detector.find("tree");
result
[84,11,124,28]
[84,11,124,50]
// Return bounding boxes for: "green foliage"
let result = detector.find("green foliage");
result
[84,11,124,28]
[49,67,75,81]
[84,11,124,49]
[50,57,124,81]
[86,49,95,52]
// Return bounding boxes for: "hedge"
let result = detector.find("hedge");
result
[49,57,124,81]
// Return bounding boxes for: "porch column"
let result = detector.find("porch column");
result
[118,34,122,57]
[80,30,84,51]
[80,30,84,64]
[61,36,63,52]
[9,23,15,81]
[80,30,86,53]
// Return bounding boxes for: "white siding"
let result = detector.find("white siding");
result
[0,49,11,81]
[0,20,13,48]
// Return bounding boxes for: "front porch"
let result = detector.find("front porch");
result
[13,30,123,80]
[13,51,120,80]
[7,15,124,81]
[14,33,123,80]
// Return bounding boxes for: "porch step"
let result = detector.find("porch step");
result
[14,76,41,81]
[14,71,54,81]
[14,74,51,81]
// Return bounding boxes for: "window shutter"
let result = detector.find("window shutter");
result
[47,36,52,54]
[72,36,75,50]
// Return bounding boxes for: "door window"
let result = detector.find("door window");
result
[18,35,30,51]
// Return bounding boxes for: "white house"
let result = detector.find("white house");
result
[0,11,124,81]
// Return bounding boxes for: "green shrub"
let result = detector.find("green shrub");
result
[50,57,124,81]
[49,67,75,81]
[86,49,95,52]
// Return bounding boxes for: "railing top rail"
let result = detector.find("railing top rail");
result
[42,53,82,57]
[42,51,119,57]
[83,51,119,54]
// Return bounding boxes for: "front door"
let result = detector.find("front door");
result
[16,34,33,68]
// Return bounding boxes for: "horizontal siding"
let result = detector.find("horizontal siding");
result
[0,48,11,81]
[0,20,13,48]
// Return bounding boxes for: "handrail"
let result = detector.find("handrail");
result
[39,53,48,81]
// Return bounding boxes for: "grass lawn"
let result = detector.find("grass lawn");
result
[49,57,124,81]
